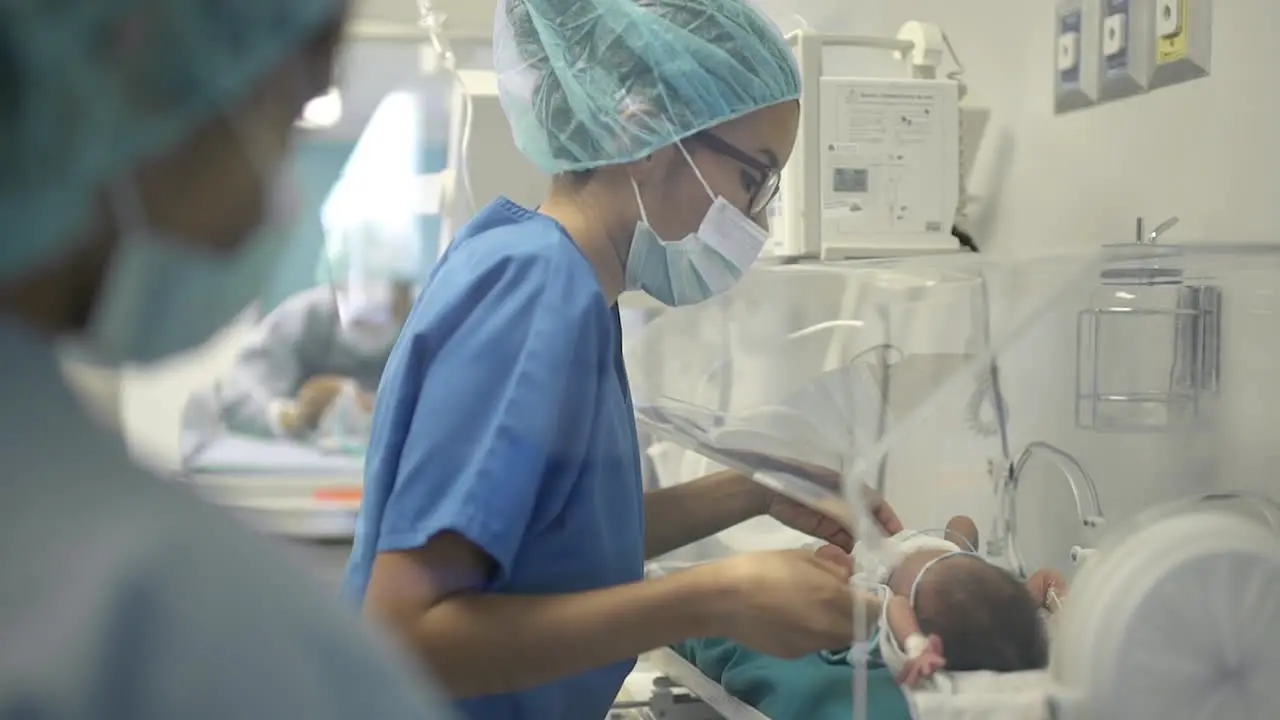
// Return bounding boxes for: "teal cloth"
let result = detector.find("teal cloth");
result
[673,638,912,720]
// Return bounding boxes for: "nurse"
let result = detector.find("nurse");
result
[0,1,455,718]
[347,0,900,718]
[216,235,417,440]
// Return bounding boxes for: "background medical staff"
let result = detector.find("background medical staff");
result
[0,1,455,717]
[218,224,418,440]
[345,0,900,718]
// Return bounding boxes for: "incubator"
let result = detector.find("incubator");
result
[622,245,1280,719]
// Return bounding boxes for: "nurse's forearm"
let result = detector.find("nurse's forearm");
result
[415,568,728,697]
[643,470,765,559]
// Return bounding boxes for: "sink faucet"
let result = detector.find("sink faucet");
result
[1135,216,1180,244]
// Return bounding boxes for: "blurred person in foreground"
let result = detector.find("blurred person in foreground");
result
[0,1,455,717]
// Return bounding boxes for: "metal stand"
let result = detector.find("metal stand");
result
[1075,217,1221,432]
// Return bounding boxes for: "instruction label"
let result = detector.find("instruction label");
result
[1156,0,1189,64]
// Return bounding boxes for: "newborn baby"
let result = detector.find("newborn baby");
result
[847,515,1064,685]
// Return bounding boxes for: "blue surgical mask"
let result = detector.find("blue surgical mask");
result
[625,142,768,307]
[71,175,296,366]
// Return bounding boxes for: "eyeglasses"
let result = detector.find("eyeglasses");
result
[689,132,780,216]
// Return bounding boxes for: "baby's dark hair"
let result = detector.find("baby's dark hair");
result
[913,556,1048,673]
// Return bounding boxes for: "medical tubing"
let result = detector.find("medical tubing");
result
[418,2,476,215]
[976,271,1013,470]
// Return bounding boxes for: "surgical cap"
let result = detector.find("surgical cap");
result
[0,0,347,284]
[494,0,801,175]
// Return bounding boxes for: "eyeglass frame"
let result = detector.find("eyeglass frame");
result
[687,132,781,216]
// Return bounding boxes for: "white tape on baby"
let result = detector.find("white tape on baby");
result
[903,632,931,659]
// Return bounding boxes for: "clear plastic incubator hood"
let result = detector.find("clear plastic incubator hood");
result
[623,245,1280,720]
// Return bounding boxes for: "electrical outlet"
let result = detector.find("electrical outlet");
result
[1155,0,1182,36]
[1149,0,1212,90]
[1054,0,1097,115]
[1096,0,1151,103]
[1102,12,1127,57]
[1057,30,1081,73]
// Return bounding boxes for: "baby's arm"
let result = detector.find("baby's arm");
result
[885,594,923,641]
[885,595,945,684]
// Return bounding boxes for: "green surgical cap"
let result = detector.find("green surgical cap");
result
[494,0,801,175]
[0,0,346,283]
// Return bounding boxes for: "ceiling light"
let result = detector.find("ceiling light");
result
[296,86,343,129]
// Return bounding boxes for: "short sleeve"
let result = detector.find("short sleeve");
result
[372,238,602,577]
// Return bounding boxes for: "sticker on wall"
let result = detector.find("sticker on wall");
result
[1155,0,1189,64]
[1148,0,1211,90]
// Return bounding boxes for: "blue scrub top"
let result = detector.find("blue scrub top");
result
[344,198,646,720]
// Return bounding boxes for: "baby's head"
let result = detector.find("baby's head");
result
[892,552,1048,672]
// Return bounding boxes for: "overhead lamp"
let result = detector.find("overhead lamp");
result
[296,86,343,129]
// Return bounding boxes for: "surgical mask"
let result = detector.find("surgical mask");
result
[333,282,408,350]
[625,142,767,307]
[69,177,296,366]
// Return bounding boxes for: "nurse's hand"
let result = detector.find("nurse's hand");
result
[710,548,876,659]
[765,482,903,553]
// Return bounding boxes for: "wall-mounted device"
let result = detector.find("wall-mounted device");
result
[1148,0,1212,90]
[1096,0,1154,103]
[1076,217,1222,433]
[1054,0,1098,114]
[769,24,985,262]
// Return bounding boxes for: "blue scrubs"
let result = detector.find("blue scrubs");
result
[344,198,646,720]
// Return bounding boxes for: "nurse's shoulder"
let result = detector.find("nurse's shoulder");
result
[421,197,605,323]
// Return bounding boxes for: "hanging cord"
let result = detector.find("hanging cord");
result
[976,272,1013,465]
[417,1,476,215]
[953,226,979,252]
[940,31,967,92]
